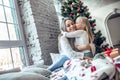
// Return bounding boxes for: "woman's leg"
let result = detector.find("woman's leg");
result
[48,55,70,71]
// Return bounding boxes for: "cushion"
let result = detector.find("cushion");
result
[22,67,51,77]
[0,72,49,80]
[28,64,48,69]
[50,53,60,63]
[0,67,21,75]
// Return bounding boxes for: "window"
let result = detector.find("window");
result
[0,0,27,71]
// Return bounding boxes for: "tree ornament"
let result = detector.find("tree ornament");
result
[72,2,76,6]
[89,16,92,19]
[92,24,96,27]
[69,13,73,16]
[71,6,73,10]
[80,9,84,13]
[77,13,80,16]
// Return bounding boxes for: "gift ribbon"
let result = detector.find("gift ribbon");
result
[104,48,113,56]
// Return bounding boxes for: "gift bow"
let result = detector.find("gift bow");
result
[104,48,113,56]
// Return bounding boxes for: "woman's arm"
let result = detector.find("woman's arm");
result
[63,30,84,38]
[58,34,74,58]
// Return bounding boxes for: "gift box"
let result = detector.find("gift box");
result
[102,48,120,58]
[110,48,120,58]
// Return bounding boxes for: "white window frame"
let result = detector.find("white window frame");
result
[0,0,29,66]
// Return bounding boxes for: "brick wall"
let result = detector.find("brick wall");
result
[18,0,60,65]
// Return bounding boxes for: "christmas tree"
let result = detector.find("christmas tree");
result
[60,0,109,53]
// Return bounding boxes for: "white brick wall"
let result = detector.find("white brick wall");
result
[18,0,60,65]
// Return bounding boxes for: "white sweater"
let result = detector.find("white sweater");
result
[64,30,90,53]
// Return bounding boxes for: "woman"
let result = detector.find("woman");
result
[48,18,94,71]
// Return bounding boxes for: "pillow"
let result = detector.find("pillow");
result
[0,67,21,75]
[22,67,51,77]
[28,64,48,69]
[0,72,49,80]
[50,53,60,63]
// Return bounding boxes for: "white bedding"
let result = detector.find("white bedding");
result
[50,55,115,80]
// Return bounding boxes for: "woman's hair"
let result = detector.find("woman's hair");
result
[60,18,73,32]
[76,16,94,43]
[59,18,75,50]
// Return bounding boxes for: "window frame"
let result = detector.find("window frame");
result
[0,0,29,66]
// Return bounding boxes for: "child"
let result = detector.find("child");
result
[63,16,94,58]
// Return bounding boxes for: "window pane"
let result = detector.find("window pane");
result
[0,48,13,71]
[3,0,10,7]
[11,47,23,68]
[0,0,2,4]
[0,5,6,22]
[8,24,20,40]
[0,23,9,40]
[3,0,14,8]
[5,7,13,23]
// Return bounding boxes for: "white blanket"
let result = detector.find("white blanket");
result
[50,56,115,80]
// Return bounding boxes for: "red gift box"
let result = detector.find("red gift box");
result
[102,48,120,58]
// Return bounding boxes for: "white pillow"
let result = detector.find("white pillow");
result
[0,67,21,75]
[28,64,48,69]
[22,67,51,77]
[0,72,49,80]
[50,53,60,63]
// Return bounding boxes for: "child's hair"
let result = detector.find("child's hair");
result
[76,16,94,43]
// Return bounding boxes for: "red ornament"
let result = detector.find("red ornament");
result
[89,16,92,19]
[92,24,96,27]
[69,13,73,16]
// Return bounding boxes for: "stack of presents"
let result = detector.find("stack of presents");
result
[102,48,120,58]
[102,48,120,79]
